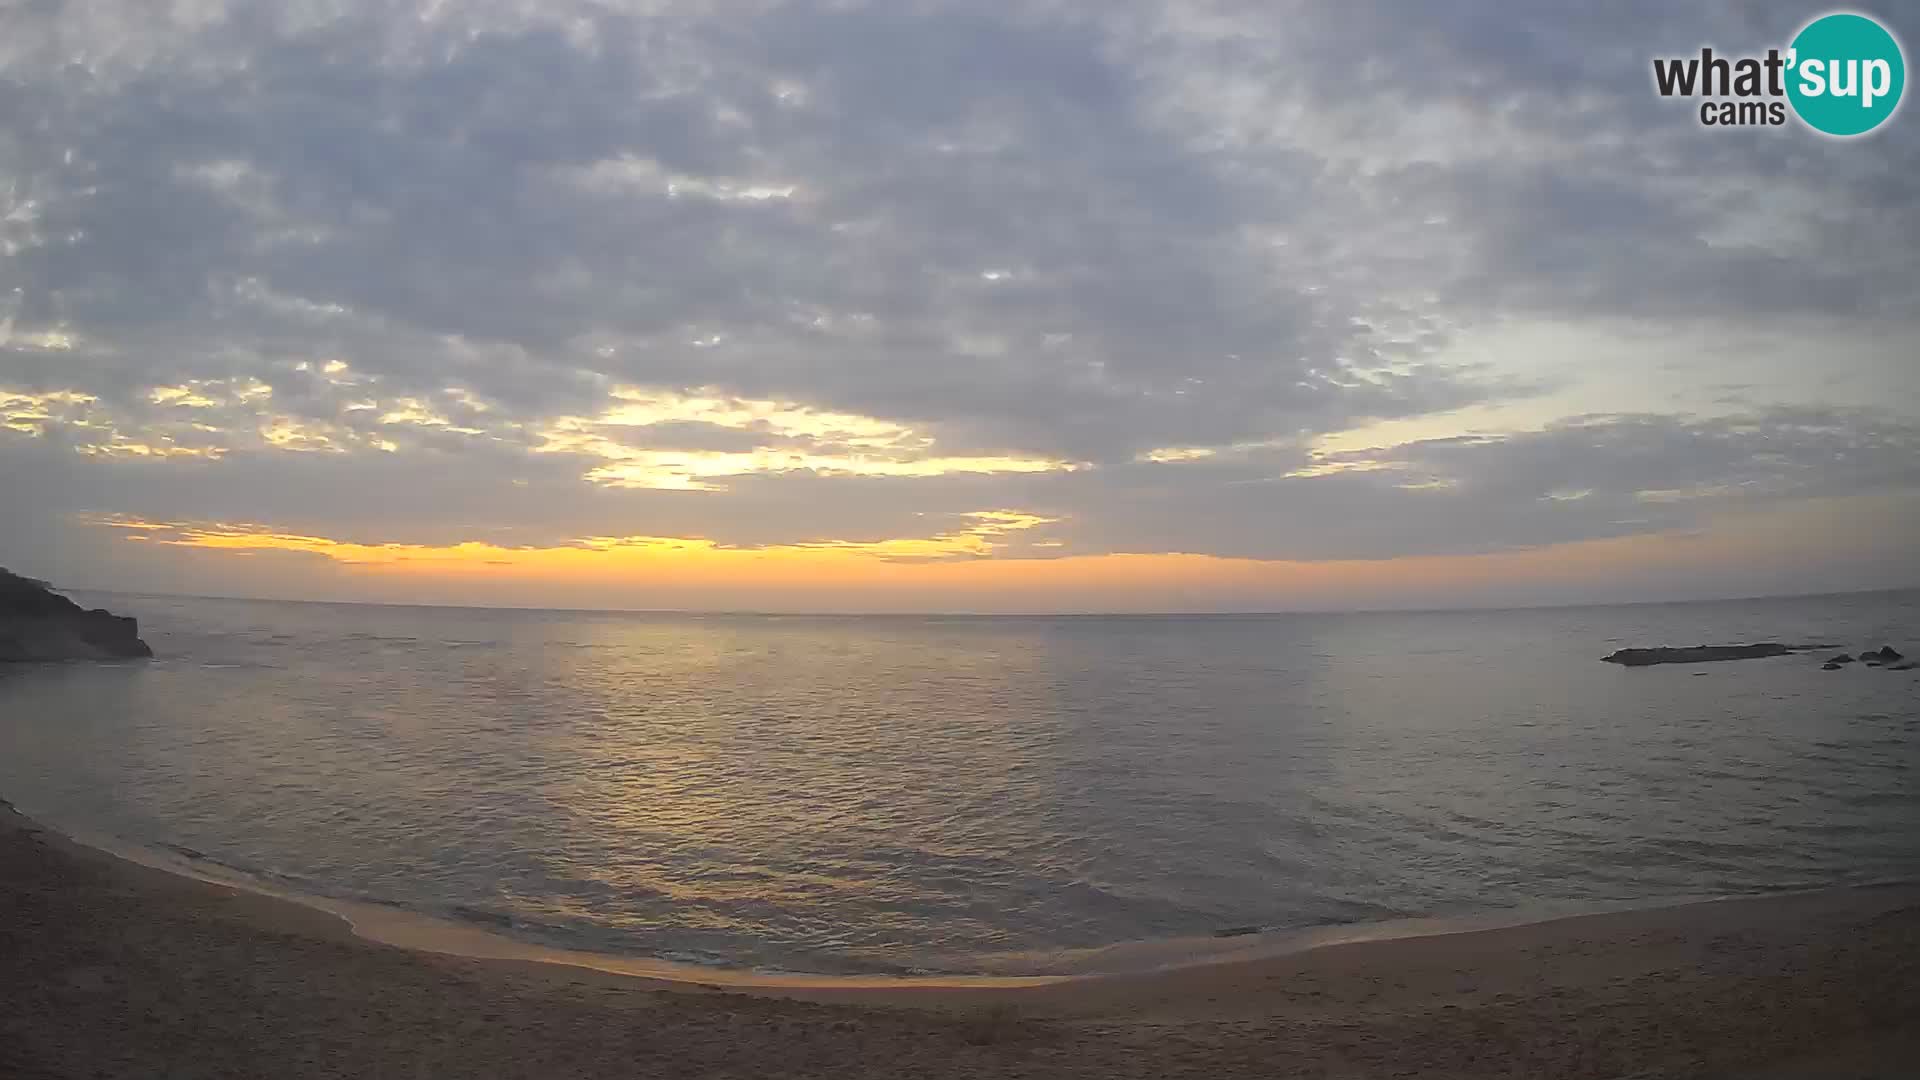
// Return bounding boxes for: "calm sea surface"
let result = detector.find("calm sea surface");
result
[1,591,1915,974]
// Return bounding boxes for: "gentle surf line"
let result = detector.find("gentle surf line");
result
[23,801,1908,994]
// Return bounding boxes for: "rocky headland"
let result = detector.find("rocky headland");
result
[0,567,152,661]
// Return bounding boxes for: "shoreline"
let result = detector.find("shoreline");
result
[42,814,1066,991]
[5,796,1919,1077]
[32,800,1911,987]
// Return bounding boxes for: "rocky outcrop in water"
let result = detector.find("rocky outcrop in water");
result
[0,567,152,661]
[1600,643,1797,667]
[1603,641,1916,671]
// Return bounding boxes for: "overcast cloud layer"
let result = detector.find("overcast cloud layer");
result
[2,0,1916,608]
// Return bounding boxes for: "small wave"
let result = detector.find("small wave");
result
[447,904,516,929]
[656,950,738,968]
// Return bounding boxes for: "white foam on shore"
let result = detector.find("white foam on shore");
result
[32,814,1067,989]
[21,805,1910,991]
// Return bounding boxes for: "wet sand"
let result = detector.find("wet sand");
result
[2,805,1916,1079]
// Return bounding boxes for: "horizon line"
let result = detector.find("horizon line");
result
[53,581,1919,621]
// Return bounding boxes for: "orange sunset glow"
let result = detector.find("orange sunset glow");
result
[72,490,1915,612]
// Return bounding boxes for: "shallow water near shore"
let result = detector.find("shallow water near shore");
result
[31,805,1853,988]
[1,589,1916,974]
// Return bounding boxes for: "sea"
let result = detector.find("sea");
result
[1,589,1915,975]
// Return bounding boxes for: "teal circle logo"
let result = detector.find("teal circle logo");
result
[1787,13,1905,136]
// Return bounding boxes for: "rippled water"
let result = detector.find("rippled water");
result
[1,590,1916,973]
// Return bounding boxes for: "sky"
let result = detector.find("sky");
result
[1,0,1916,613]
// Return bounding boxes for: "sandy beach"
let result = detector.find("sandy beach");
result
[0,804,1914,1078]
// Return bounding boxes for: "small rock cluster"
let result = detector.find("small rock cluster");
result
[1822,646,1907,671]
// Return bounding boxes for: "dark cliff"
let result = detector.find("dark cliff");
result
[0,568,153,661]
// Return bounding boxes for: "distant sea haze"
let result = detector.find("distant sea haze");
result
[1,590,1915,975]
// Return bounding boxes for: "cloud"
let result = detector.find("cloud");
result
[0,0,1915,604]
[1048,406,1920,562]
[81,502,1062,569]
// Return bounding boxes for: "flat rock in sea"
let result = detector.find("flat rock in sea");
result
[0,567,152,661]
[1600,643,1796,667]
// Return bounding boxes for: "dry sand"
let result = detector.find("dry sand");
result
[2,804,1916,1079]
